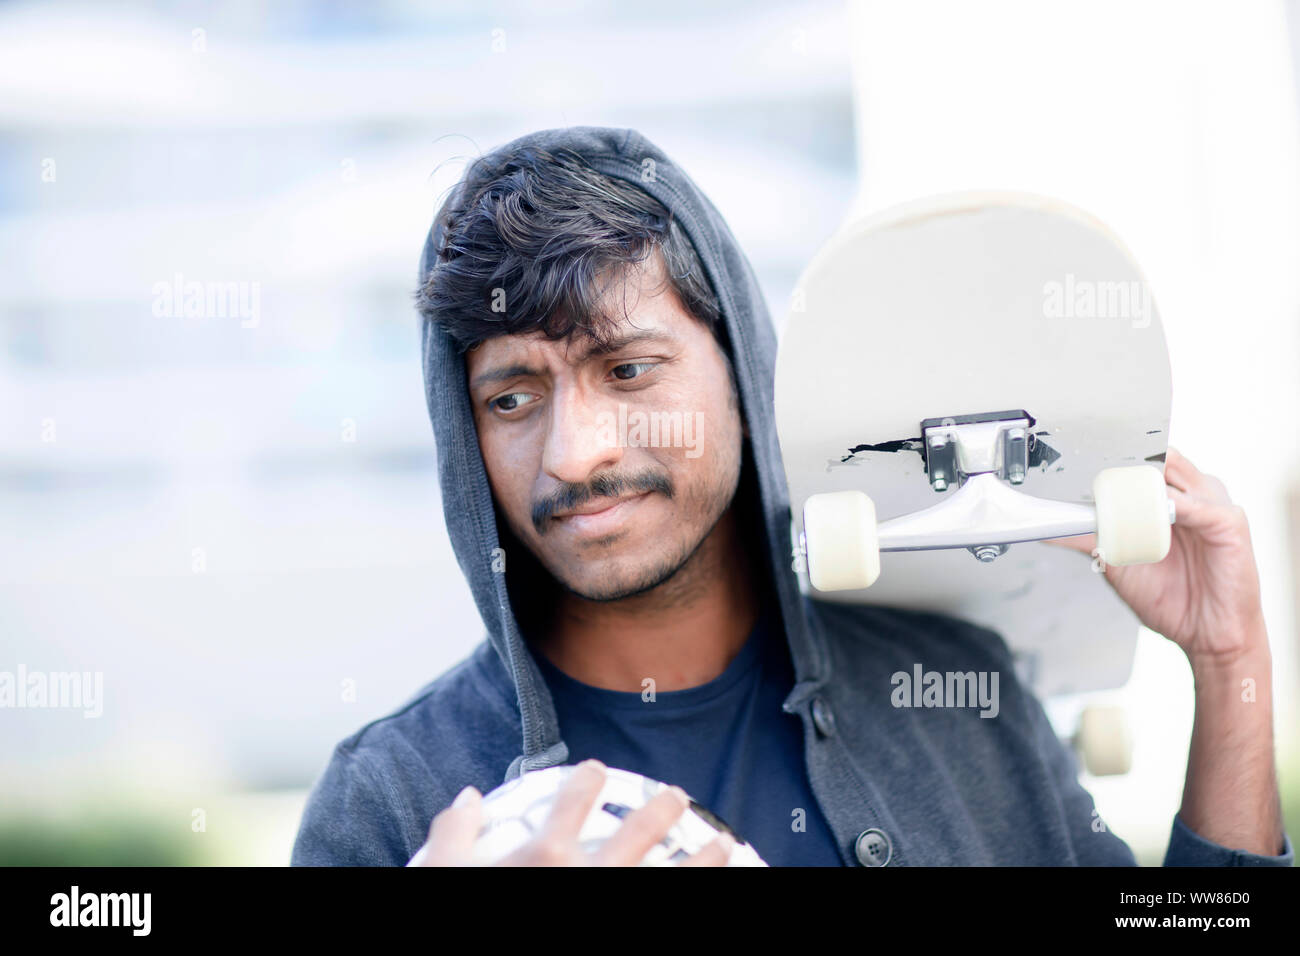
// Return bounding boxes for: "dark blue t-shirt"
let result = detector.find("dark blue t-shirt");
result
[534,614,842,866]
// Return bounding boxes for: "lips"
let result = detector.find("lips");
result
[553,492,651,536]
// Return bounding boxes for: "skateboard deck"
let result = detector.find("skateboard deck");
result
[775,192,1172,698]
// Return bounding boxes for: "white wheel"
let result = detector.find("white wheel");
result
[802,491,881,591]
[1093,465,1172,566]
[1076,705,1133,776]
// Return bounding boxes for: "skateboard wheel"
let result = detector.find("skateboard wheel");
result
[1093,465,1172,566]
[802,491,881,591]
[1076,705,1133,776]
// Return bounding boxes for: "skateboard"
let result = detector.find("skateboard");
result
[775,192,1174,720]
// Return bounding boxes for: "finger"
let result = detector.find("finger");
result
[1200,473,1232,506]
[539,760,607,842]
[1166,485,1245,533]
[415,786,482,866]
[677,832,736,868]
[1163,448,1231,504]
[593,785,690,866]
[1161,447,1198,495]
[1041,533,1095,554]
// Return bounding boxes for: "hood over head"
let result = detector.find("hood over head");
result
[418,126,829,780]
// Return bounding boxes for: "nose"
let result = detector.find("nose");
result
[540,381,624,486]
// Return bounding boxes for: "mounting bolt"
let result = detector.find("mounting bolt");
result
[971,545,1004,563]
[1005,428,1027,485]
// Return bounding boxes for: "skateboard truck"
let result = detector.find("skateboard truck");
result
[923,410,1030,493]
[799,410,1176,591]
[885,410,1172,557]
[878,470,1102,554]
[890,410,1098,556]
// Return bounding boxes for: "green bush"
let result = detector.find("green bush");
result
[0,813,210,867]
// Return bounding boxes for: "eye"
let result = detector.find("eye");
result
[611,362,656,381]
[489,391,538,413]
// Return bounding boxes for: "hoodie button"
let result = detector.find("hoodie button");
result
[811,697,836,737]
[855,828,892,867]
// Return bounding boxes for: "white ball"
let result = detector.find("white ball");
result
[470,765,768,866]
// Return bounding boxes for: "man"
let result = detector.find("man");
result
[292,126,1292,866]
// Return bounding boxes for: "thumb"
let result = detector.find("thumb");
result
[1042,532,1096,555]
[410,786,482,866]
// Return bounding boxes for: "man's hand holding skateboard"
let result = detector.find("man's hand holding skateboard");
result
[1050,447,1285,856]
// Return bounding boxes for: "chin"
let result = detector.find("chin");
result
[556,550,686,603]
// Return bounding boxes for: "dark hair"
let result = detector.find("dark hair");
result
[415,145,724,353]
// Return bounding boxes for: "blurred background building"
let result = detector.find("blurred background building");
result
[0,0,1296,865]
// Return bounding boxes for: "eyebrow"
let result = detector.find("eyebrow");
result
[469,330,678,392]
[470,363,540,391]
[578,329,677,358]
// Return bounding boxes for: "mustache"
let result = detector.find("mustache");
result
[532,469,674,534]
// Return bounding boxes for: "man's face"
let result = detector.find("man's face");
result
[466,257,743,602]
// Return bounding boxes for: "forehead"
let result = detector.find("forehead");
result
[465,264,698,379]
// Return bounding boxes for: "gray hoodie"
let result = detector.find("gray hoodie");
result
[291,126,1292,867]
